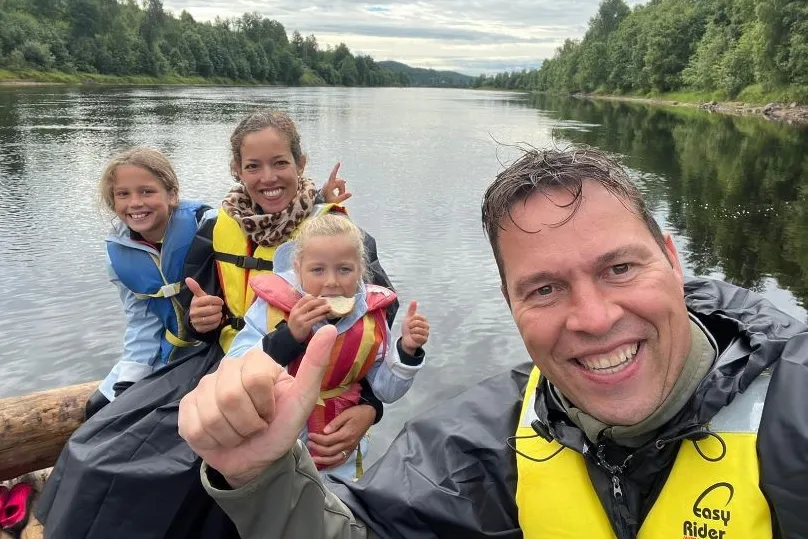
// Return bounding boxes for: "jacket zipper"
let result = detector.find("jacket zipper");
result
[611,474,623,498]
[609,472,636,539]
[595,441,637,539]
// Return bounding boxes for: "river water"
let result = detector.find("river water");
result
[1,86,807,460]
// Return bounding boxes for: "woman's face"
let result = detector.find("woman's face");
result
[237,127,305,214]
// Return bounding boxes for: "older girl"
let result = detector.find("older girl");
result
[88,148,209,416]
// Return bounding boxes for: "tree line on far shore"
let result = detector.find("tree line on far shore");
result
[0,0,409,86]
[473,0,807,102]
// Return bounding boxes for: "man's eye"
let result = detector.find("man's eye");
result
[536,285,553,296]
[612,263,630,275]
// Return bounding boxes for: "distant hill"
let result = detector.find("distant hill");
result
[378,61,474,88]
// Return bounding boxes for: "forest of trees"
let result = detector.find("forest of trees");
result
[377,61,474,87]
[473,0,808,101]
[0,0,410,86]
[525,93,808,302]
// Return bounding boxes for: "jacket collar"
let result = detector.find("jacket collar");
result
[531,277,801,457]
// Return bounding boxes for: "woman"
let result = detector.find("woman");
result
[180,108,399,471]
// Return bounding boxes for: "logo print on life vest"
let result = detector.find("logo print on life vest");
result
[682,482,733,539]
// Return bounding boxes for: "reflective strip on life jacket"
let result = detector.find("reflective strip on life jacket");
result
[164,328,195,348]
[515,367,773,539]
[146,251,196,355]
[132,282,181,300]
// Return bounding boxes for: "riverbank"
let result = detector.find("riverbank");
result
[574,92,808,126]
[0,68,408,89]
[0,68,238,87]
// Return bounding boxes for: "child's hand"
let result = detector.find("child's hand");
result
[401,300,429,356]
[288,295,332,342]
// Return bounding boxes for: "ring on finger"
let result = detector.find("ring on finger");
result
[341,450,348,460]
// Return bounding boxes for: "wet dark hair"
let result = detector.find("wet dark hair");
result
[481,146,666,284]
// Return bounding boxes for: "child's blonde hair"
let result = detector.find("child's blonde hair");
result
[99,147,180,212]
[294,213,368,281]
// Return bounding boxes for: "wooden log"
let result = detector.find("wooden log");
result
[0,381,98,481]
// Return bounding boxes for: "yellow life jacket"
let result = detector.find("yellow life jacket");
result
[515,367,772,539]
[211,203,341,353]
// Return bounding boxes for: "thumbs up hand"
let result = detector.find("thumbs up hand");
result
[186,277,224,333]
[401,300,429,356]
[179,326,338,488]
[321,162,352,204]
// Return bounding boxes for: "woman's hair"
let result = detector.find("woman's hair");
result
[229,109,304,180]
[99,147,179,212]
[294,213,368,281]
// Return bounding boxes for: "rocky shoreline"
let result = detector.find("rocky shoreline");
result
[576,93,808,127]
[697,100,808,125]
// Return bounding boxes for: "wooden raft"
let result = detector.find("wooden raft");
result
[0,381,98,539]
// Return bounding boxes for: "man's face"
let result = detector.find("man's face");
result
[498,181,691,425]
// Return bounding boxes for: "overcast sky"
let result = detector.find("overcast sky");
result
[164,0,645,75]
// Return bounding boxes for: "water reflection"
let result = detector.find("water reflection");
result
[535,93,808,318]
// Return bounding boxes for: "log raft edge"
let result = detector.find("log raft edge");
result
[0,381,97,481]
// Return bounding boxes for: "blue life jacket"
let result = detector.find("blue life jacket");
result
[106,200,204,364]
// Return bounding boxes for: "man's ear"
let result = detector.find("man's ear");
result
[663,232,684,287]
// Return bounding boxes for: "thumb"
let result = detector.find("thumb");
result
[292,325,337,407]
[406,300,418,318]
[185,277,206,298]
[323,410,351,434]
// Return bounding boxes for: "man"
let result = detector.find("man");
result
[177,148,808,538]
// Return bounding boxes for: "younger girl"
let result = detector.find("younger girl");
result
[227,212,430,480]
[87,148,209,417]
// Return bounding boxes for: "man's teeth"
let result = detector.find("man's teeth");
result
[261,188,283,198]
[577,342,639,374]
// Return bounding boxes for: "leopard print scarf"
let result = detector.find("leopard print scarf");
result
[221,178,318,247]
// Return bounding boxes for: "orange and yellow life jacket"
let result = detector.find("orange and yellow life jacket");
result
[250,272,397,468]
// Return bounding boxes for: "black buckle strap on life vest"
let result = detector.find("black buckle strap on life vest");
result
[213,252,274,271]
[227,316,246,331]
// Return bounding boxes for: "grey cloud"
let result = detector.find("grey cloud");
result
[297,22,562,44]
[163,0,640,72]
[167,0,614,32]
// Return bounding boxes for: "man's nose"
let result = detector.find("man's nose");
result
[565,281,623,336]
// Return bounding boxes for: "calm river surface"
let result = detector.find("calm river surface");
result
[2,86,807,461]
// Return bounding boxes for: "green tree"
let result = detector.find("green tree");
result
[0,0,409,86]
[338,55,358,86]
